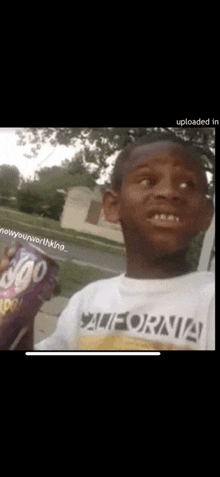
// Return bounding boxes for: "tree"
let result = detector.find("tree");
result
[36,151,98,191]
[17,181,42,214]
[16,127,215,195]
[0,164,21,197]
[16,150,98,220]
[16,180,66,220]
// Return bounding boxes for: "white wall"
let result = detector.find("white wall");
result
[61,187,124,243]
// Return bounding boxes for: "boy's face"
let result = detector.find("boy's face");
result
[104,141,214,257]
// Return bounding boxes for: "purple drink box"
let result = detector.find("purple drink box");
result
[0,243,59,350]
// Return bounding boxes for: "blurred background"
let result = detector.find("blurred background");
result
[0,127,215,344]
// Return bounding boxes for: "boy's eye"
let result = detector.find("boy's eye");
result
[137,177,196,190]
[139,178,153,187]
[179,180,195,190]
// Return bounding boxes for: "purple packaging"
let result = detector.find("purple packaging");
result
[0,243,59,350]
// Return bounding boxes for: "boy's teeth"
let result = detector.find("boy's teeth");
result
[153,214,179,221]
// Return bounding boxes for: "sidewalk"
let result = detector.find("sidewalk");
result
[34,295,69,345]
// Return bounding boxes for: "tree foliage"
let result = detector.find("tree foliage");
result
[16,127,215,195]
[0,164,21,197]
[16,151,98,220]
[36,151,98,190]
[17,181,66,220]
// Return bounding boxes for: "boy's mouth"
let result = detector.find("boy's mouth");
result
[146,209,183,228]
[147,216,183,229]
[150,214,180,222]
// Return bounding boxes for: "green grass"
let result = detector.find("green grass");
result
[0,206,126,256]
[58,259,116,298]
[0,206,123,300]
[0,239,116,299]
[0,238,117,296]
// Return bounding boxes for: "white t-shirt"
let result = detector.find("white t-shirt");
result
[34,271,215,351]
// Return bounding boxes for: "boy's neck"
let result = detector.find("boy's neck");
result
[125,248,192,279]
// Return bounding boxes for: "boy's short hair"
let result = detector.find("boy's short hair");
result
[110,131,209,194]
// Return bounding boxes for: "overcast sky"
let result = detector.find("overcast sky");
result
[0,128,84,180]
[0,128,117,185]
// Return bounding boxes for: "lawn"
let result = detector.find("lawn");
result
[0,206,126,256]
[0,238,116,299]
[58,259,116,298]
[0,207,120,299]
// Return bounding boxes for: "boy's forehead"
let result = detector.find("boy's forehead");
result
[127,141,201,172]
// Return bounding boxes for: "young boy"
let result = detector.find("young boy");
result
[0,134,215,350]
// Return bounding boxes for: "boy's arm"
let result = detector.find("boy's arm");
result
[0,245,61,351]
[0,246,33,350]
[10,283,62,350]
[34,292,82,351]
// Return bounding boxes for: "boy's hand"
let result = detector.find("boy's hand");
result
[0,245,16,275]
[0,245,21,349]
[0,244,60,350]
[40,279,61,301]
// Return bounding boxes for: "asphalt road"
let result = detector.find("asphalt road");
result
[0,234,126,274]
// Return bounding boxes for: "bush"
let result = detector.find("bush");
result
[17,182,65,220]
[17,185,40,214]
[39,192,65,220]
[0,197,18,209]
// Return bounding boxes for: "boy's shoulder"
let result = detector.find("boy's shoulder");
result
[84,275,121,293]
[69,275,121,303]
[67,270,214,305]
[191,270,215,285]
[184,270,215,296]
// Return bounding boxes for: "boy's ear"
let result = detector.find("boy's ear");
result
[200,197,214,231]
[102,190,120,223]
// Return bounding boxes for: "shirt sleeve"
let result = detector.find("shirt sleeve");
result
[206,295,215,350]
[34,291,83,351]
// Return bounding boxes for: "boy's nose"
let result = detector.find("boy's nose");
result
[154,177,181,201]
